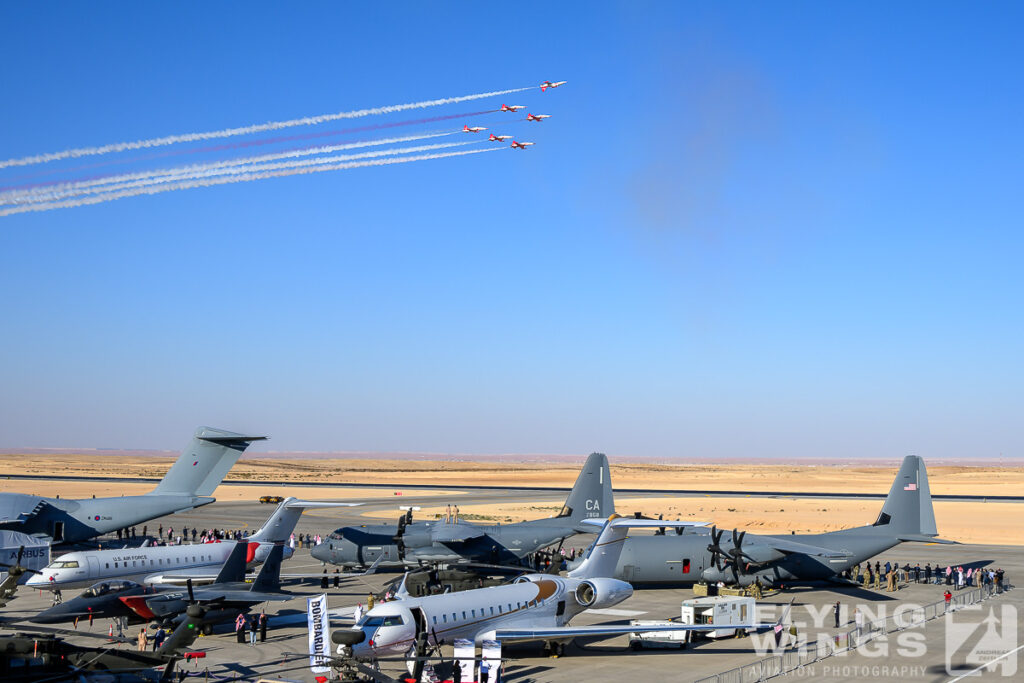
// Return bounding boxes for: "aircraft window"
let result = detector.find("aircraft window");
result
[114,562,118,568]
[490,607,495,615]
[471,609,476,618]
[462,611,466,620]
[452,613,456,622]
[442,614,447,623]
[432,616,437,625]
[105,563,109,569]
[50,561,79,569]
[159,559,162,565]
[507,604,512,612]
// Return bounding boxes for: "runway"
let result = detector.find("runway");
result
[3,472,1021,502]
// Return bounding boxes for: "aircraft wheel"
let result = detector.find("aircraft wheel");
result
[629,640,642,651]
[202,623,213,636]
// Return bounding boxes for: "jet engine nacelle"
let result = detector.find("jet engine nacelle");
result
[573,578,633,610]
[513,574,551,584]
[735,543,785,565]
[253,544,294,563]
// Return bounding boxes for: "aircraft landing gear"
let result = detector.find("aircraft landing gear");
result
[543,640,566,657]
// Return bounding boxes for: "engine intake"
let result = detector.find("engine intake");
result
[573,578,632,610]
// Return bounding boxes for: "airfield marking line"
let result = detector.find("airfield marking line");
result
[947,642,1024,682]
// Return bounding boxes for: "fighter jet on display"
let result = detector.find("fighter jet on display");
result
[332,517,772,659]
[526,113,551,122]
[462,125,487,133]
[28,497,354,590]
[0,426,264,544]
[313,453,614,569]
[510,141,534,150]
[31,578,156,626]
[120,541,291,629]
[588,456,954,588]
[488,134,512,142]
[500,104,526,112]
[540,80,567,91]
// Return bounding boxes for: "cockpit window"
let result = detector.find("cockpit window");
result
[50,560,79,569]
[82,580,138,597]
[358,615,405,628]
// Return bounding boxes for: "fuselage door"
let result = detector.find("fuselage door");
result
[86,555,100,578]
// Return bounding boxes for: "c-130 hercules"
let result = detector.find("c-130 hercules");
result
[0,426,264,544]
[587,455,953,587]
[312,452,615,568]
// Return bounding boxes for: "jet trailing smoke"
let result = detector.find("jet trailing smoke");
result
[3,134,461,204]
[0,148,501,216]
[5,141,477,205]
[0,79,562,214]
[0,87,535,169]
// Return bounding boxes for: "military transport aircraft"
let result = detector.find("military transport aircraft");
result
[590,455,953,587]
[312,452,615,569]
[331,516,773,659]
[0,426,263,544]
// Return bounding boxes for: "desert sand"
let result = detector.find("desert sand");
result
[1,454,1021,545]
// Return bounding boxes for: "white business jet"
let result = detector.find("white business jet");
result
[333,515,772,658]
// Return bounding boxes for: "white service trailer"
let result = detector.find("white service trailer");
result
[629,595,756,649]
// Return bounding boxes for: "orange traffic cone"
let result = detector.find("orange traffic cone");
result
[108,623,114,639]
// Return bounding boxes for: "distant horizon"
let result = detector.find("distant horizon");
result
[2,446,1021,466]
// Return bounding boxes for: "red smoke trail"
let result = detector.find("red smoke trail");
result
[0,110,497,190]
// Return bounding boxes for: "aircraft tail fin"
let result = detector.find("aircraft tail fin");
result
[250,544,284,593]
[249,498,358,543]
[568,517,707,580]
[557,452,615,530]
[149,427,266,497]
[871,455,939,537]
[213,541,251,584]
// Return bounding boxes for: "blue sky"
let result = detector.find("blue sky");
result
[1,2,1021,459]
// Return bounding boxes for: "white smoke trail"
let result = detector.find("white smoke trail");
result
[6,141,477,205]
[0,87,533,169]
[0,148,503,216]
[1,131,457,204]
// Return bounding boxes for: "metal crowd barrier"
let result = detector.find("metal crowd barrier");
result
[694,582,1012,683]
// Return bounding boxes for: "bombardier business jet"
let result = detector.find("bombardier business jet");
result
[0,426,263,544]
[333,517,771,658]
[28,497,354,590]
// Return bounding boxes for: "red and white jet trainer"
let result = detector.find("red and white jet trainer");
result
[540,80,566,91]
[526,113,551,122]
[489,133,512,142]
[510,140,534,150]
[501,104,526,112]
[462,124,487,133]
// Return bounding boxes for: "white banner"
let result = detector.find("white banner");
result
[481,639,502,683]
[454,638,476,682]
[307,594,331,674]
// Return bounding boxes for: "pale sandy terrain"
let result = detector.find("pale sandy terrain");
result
[0,480,466,502]
[2,454,1024,497]
[1,455,1021,545]
[395,497,1023,546]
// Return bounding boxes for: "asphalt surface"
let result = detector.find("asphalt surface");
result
[3,495,1021,683]
[4,472,1022,502]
